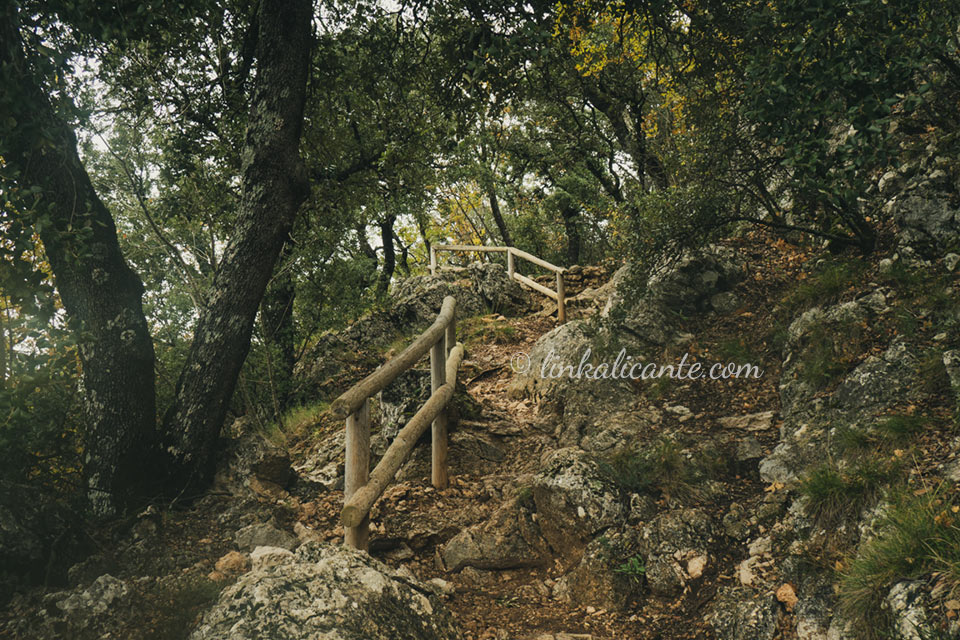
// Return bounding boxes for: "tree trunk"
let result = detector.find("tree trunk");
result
[559,200,582,265]
[377,214,397,295]
[161,0,312,493]
[260,240,297,415]
[0,6,159,516]
[487,187,512,247]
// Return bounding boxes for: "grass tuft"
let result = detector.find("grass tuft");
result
[840,485,960,637]
[799,458,900,527]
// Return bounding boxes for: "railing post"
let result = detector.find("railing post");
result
[429,245,437,275]
[430,337,449,489]
[506,248,514,278]
[445,303,456,358]
[556,271,566,324]
[344,398,370,550]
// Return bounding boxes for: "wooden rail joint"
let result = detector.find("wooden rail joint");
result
[331,295,464,550]
[429,244,566,324]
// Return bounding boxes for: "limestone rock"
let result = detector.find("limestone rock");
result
[531,448,625,558]
[190,542,463,640]
[442,498,549,571]
[250,546,294,572]
[214,550,250,576]
[552,528,644,611]
[640,508,716,597]
[705,586,780,640]
[234,522,297,551]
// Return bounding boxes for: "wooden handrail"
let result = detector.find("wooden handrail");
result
[429,244,567,323]
[334,296,464,551]
[329,296,456,420]
[342,344,464,528]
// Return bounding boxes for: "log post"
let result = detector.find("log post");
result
[445,305,456,358]
[556,271,566,324]
[344,398,370,550]
[430,337,448,489]
[429,245,437,275]
[506,248,514,278]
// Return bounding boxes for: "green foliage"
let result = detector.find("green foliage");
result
[614,555,646,584]
[839,486,960,636]
[796,318,868,389]
[460,315,517,347]
[601,437,727,503]
[783,260,863,315]
[799,459,900,527]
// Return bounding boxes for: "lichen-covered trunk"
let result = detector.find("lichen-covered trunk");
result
[560,201,582,266]
[488,187,512,247]
[161,0,312,492]
[0,7,158,516]
[376,214,397,296]
[260,240,297,416]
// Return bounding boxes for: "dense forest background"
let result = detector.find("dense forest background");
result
[1,0,958,519]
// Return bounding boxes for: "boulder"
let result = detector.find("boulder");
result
[552,527,644,611]
[639,508,717,597]
[705,586,780,640]
[441,498,549,571]
[531,448,625,559]
[892,187,960,258]
[190,542,463,640]
[234,522,298,551]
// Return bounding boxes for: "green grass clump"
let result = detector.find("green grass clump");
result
[784,260,863,314]
[460,315,517,347]
[800,459,900,527]
[796,319,868,389]
[602,438,728,503]
[711,337,760,363]
[272,400,331,441]
[840,486,960,636]
[875,414,928,444]
[836,414,929,453]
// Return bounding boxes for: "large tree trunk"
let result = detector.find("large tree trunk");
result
[559,200,582,265]
[161,0,312,493]
[260,240,297,416]
[376,214,397,296]
[487,187,512,247]
[0,6,159,516]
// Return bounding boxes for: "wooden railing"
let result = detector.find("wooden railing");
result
[329,295,464,550]
[429,244,567,323]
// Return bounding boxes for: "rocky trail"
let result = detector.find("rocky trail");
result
[281,236,799,640]
[4,228,960,640]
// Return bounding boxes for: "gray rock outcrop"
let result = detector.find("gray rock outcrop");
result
[190,542,463,640]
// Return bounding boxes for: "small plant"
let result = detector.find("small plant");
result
[917,348,952,396]
[276,401,330,440]
[460,315,517,347]
[495,595,520,607]
[800,458,900,527]
[875,414,927,444]
[601,437,726,503]
[796,319,867,388]
[516,485,535,510]
[784,260,863,314]
[711,337,759,364]
[614,555,647,583]
[840,485,960,637]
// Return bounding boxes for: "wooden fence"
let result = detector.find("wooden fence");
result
[429,244,567,323]
[329,295,464,550]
